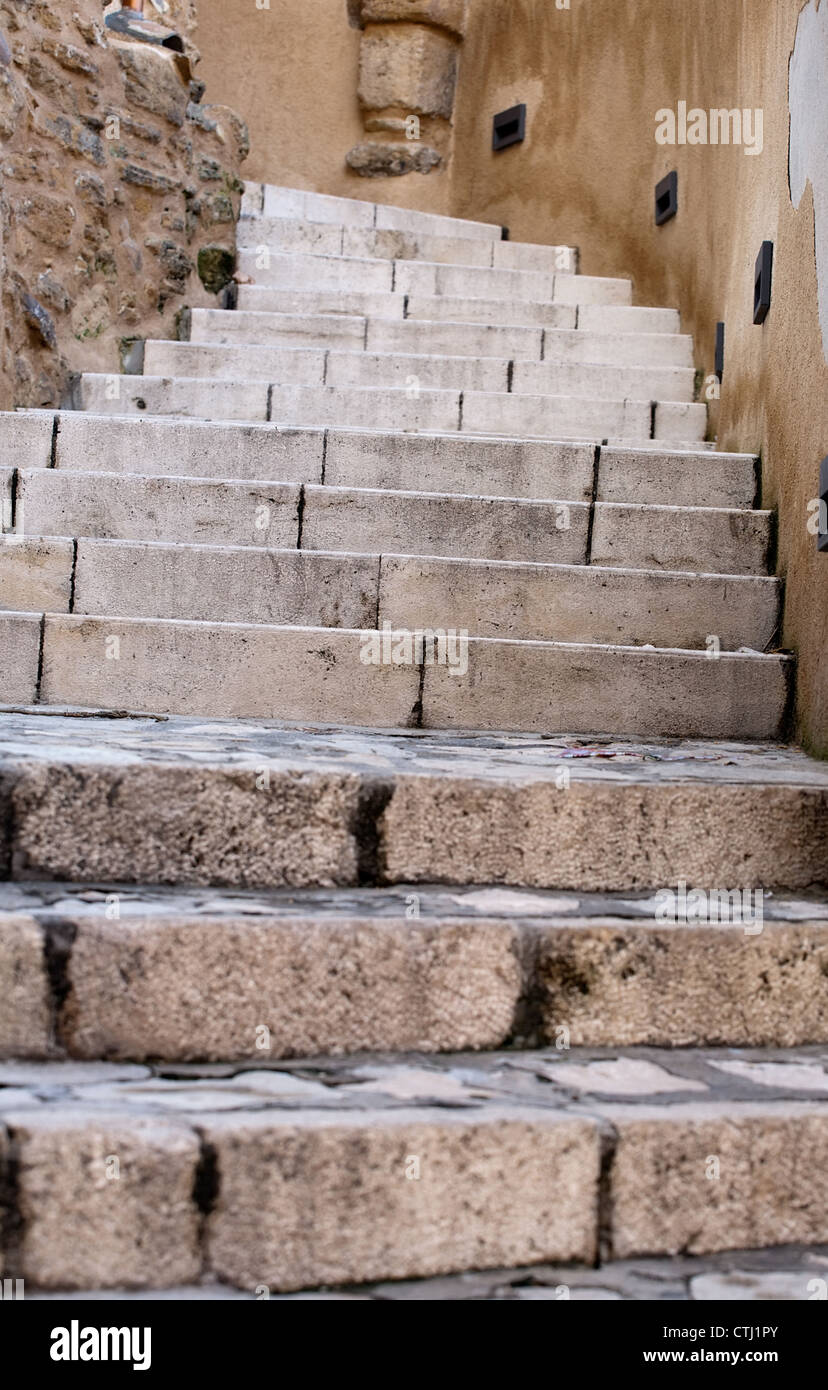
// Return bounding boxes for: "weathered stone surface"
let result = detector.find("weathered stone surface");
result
[0,614,42,704]
[65,914,521,1060]
[382,780,828,891]
[346,141,442,176]
[204,1108,599,1289]
[10,762,363,889]
[0,538,73,614]
[358,24,459,117]
[537,920,828,1047]
[8,1110,201,1288]
[110,40,190,128]
[0,914,51,1059]
[359,1,468,36]
[197,245,236,292]
[608,1104,828,1256]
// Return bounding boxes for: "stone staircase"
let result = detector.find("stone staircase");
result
[0,183,827,1298]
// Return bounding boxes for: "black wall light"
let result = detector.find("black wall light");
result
[754,241,774,324]
[655,171,678,225]
[819,456,828,554]
[493,104,526,152]
[715,322,725,381]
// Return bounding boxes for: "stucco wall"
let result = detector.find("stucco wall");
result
[195,0,456,213]
[449,0,828,753]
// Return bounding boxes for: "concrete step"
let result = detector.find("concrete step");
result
[0,609,791,737]
[511,359,696,403]
[1,712,824,891]
[247,181,504,242]
[237,214,577,273]
[6,536,779,649]
[145,339,696,402]
[234,284,681,334]
[589,502,772,575]
[1,1045,828,1288]
[5,469,773,575]
[238,249,631,307]
[145,340,511,394]
[13,468,302,550]
[192,307,695,367]
[1,413,760,508]
[75,376,707,443]
[4,882,828,1060]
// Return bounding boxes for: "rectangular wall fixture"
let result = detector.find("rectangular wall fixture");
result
[493,104,526,152]
[655,171,678,225]
[754,241,774,324]
[715,322,725,381]
[819,456,828,553]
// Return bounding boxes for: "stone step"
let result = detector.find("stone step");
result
[237,249,631,307]
[9,470,773,575]
[22,1247,828,1301]
[1,712,823,891]
[144,339,697,402]
[248,181,504,242]
[0,611,791,737]
[1,1046,828,1288]
[237,214,577,273]
[4,536,779,650]
[4,882,828,1061]
[1,413,760,508]
[235,283,681,333]
[75,376,707,443]
[192,308,695,368]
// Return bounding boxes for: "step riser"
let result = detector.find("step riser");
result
[0,613,789,740]
[192,310,694,368]
[6,908,828,1061]
[144,340,696,402]
[16,471,590,565]
[2,749,823,893]
[5,471,773,575]
[76,377,707,444]
[2,414,759,509]
[3,1096,828,1289]
[6,538,778,650]
[14,469,302,551]
[234,286,681,334]
[237,216,576,272]
[255,182,504,241]
[239,250,631,306]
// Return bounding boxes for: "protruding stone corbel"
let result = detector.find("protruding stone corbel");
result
[346,0,467,177]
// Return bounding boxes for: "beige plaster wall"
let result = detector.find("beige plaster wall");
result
[449,0,828,753]
[195,0,456,212]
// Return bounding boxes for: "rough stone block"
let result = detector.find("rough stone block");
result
[0,538,74,615]
[205,1108,599,1289]
[65,914,521,1060]
[536,920,828,1047]
[608,1104,828,1256]
[7,1110,201,1288]
[380,779,827,892]
[0,914,51,1059]
[359,24,459,118]
[10,760,363,889]
[360,1,468,36]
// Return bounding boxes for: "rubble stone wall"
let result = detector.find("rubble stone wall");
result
[0,0,248,411]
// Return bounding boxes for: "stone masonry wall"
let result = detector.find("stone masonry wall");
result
[0,0,248,411]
